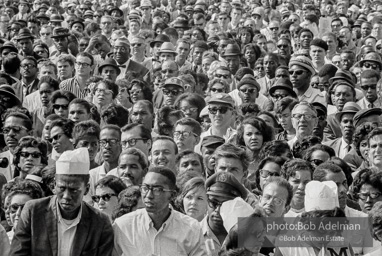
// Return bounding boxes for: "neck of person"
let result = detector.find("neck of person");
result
[132,53,145,63]
[59,202,81,220]
[291,200,304,211]
[327,50,336,60]
[343,135,352,145]
[102,30,112,38]
[208,219,228,244]
[20,170,28,179]
[246,147,259,162]
[176,56,186,66]
[22,75,36,85]
[266,73,275,80]
[286,127,296,135]
[313,59,325,69]
[105,160,118,171]
[76,74,90,89]
[211,124,230,137]
[294,83,310,97]
[148,206,171,230]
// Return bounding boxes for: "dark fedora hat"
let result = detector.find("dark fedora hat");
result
[0,84,21,106]
[50,14,64,22]
[98,58,121,75]
[173,19,189,29]
[109,7,124,17]
[353,108,382,127]
[70,19,85,29]
[36,13,50,20]
[0,41,18,53]
[329,70,356,86]
[150,34,170,48]
[335,102,361,122]
[15,28,34,41]
[51,27,70,38]
[269,78,297,98]
[222,43,242,57]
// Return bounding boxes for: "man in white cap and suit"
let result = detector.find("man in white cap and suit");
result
[10,148,114,256]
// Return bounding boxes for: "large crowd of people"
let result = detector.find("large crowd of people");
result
[1,0,382,255]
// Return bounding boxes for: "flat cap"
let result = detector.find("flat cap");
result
[201,135,225,148]
[353,108,382,127]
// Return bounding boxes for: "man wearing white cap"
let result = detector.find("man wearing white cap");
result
[10,148,114,256]
[140,0,153,30]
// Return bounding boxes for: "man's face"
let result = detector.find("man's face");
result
[277,39,291,57]
[324,171,348,210]
[372,23,382,38]
[194,18,206,29]
[39,65,57,80]
[215,157,244,182]
[362,23,372,38]
[113,41,130,64]
[3,116,29,150]
[27,22,39,36]
[218,40,229,56]
[173,124,199,152]
[100,17,113,33]
[340,53,355,71]
[101,66,118,82]
[52,36,69,53]
[322,35,337,53]
[257,38,268,52]
[231,9,241,22]
[260,183,289,217]
[331,21,342,34]
[340,113,355,140]
[0,15,10,31]
[264,55,278,78]
[339,28,351,43]
[121,127,151,156]
[178,154,203,174]
[207,193,230,231]
[268,22,279,39]
[309,45,326,63]
[129,21,140,34]
[224,55,240,75]
[18,38,33,55]
[151,139,176,170]
[361,77,378,103]
[299,31,313,48]
[215,68,232,84]
[192,47,205,65]
[20,59,37,79]
[369,134,382,169]
[40,27,52,43]
[118,153,145,185]
[333,85,354,111]
[39,82,55,107]
[176,42,191,61]
[161,61,179,80]
[239,83,258,103]
[75,55,92,77]
[100,128,121,164]
[291,104,318,139]
[218,14,229,29]
[289,65,310,89]
[130,102,154,130]
[162,85,183,106]
[141,172,174,214]
[56,175,88,216]
[208,103,234,129]
[57,61,74,80]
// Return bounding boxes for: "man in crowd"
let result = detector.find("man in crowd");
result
[150,136,177,171]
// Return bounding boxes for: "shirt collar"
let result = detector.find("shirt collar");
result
[143,206,173,231]
[56,198,82,227]
[302,85,314,98]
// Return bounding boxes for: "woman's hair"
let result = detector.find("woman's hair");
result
[275,97,299,115]
[369,201,382,241]
[38,75,59,91]
[50,90,76,106]
[69,98,92,114]
[175,150,204,175]
[303,144,336,161]
[176,170,204,192]
[281,159,314,181]
[240,103,260,117]
[174,93,206,120]
[350,168,380,200]
[153,22,168,34]
[193,27,207,41]
[175,177,205,214]
[72,120,101,146]
[127,79,153,103]
[238,27,254,42]
[258,140,292,159]
[95,176,127,195]
[101,103,129,128]
[95,79,119,99]
[236,117,274,148]
[292,135,322,158]
[49,118,75,138]
[13,136,49,169]
[207,78,230,94]
[254,156,288,191]
[242,43,262,61]
[353,122,378,158]
[257,111,278,129]
[112,186,141,221]
[7,180,44,201]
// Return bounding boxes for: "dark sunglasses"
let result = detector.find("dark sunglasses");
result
[53,104,68,110]
[216,74,230,79]
[289,70,305,76]
[19,151,42,158]
[208,106,231,114]
[361,84,377,90]
[210,88,225,93]
[91,193,116,203]
[273,94,288,100]
[48,133,64,143]
[162,89,183,96]
[310,159,324,166]
[240,88,256,94]
[363,63,379,69]
[277,44,288,49]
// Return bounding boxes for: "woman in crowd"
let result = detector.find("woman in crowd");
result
[252,156,287,193]
[176,177,207,222]
[274,97,299,141]
[156,106,184,136]
[93,79,119,113]
[115,79,132,110]
[242,43,262,69]
[50,90,76,118]
[112,186,144,221]
[175,150,204,176]
[201,52,219,76]
[191,27,207,43]
[13,136,48,180]
[93,175,127,221]
[48,118,75,156]
[33,42,50,60]
[257,111,279,132]
[259,140,293,159]
[68,98,94,124]
[238,27,254,47]
[303,144,336,169]
[174,93,206,122]
[206,78,230,97]
[127,79,153,106]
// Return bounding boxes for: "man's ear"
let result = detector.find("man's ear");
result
[194,135,200,145]
[146,139,152,151]
[84,183,90,196]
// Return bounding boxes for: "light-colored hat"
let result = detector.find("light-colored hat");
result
[140,0,152,8]
[158,42,177,55]
[289,55,316,75]
[220,197,253,232]
[56,148,90,175]
[305,180,339,211]
[115,36,130,48]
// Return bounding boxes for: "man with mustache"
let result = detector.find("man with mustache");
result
[202,172,248,256]
[324,102,360,157]
[113,166,206,255]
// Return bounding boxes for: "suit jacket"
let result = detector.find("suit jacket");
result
[12,79,40,103]
[119,59,151,84]
[257,76,275,96]
[323,113,342,141]
[10,196,114,256]
[323,137,342,157]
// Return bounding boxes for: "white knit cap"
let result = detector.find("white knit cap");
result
[56,148,90,175]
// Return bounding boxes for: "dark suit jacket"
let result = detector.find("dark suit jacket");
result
[12,79,40,103]
[10,196,113,256]
[323,137,342,157]
[323,113,342,141]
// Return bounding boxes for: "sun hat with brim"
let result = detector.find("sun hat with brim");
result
[0,41,18,53]
[150,34,170,48]
[201,135,225,148]
[207,93,235,108]
[335,102,361,122]
[0,84,21,106]
[237,74,260,92]
[289,55,316,75]
[158,42,177,55]
[83,10,94,18]
[222,43,242,57]
[51,27,70,38]
[353,108,382,127]
[15,28,34,41]
[50,14,64,22]
[98,58,121,75]
[269,78,297,98]
[312,102,327,116]
[36,14,49,20]
[359,52,382,70]
[163,77,184,89]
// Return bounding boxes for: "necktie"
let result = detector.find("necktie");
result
[368,103,374,108]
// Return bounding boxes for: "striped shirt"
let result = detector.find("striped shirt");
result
[59,77,88,99]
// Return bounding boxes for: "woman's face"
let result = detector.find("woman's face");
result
[183,187,208,222]
[94,186,118,218]
[358,184,382,213]
[245,47,257,64]
[95,82,114,107]
[179,100,198,120]
[191,30,203,42]
[243,124,264,152]
[18,146,42,173]
[210,83,226,96]
[289,170,312,209]
[202,57,213,74]
[53,98,69,118]
[117,87,129,104]
[9,194,32,228]
[75,135,99,162]
[42,120,52,142]
[34,46,49,59]
[241,32,251,44]
[68,103,90,123]
[360,138,369,161]
[259,162,281,190]
[50,126,73,154]
[129,84,144,103]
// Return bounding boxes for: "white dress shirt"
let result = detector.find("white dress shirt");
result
[339,137,352,159]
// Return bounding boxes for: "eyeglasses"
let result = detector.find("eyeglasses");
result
[259,169,280,178]
[48,133,64,143]
[289,70,306,76]
[129,89,142,95]
[131,43,142,47]
[140,185,174,196]
[180,107,198,113]
[119,88,127,93]
[121,138,147,148]
[173,130,197,139]
[358,192,382,201]
[9,203,25,214]
[216,74,230,79]
[34,50,46,55]
[95,88,113,95]
[99,139,120,147]
[270,27,279,31]
[261,194,285,206]
[2,125,28,134]
[53,104,68,110]
[208,106,232,114]
[161,69,176,74]
[292,113,316,121]
[20,151,42,158]
[360,84,377,90]
[75,61,91,67]
[277,44,288,49]
[162,89,183,96]
[210,88,225,93]
[91,193,116,203]
[207,197,223,209]
[310,159,324,166]
[239,88,257,94]
[79,43,88,47]
[363,63,379,69]
[21,63,36,69]
[273,93,288,100]
[77,141,99,148]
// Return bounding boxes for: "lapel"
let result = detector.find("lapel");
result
[334,138,342,157]
[71,202,90,256]
[45,196,59,256]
